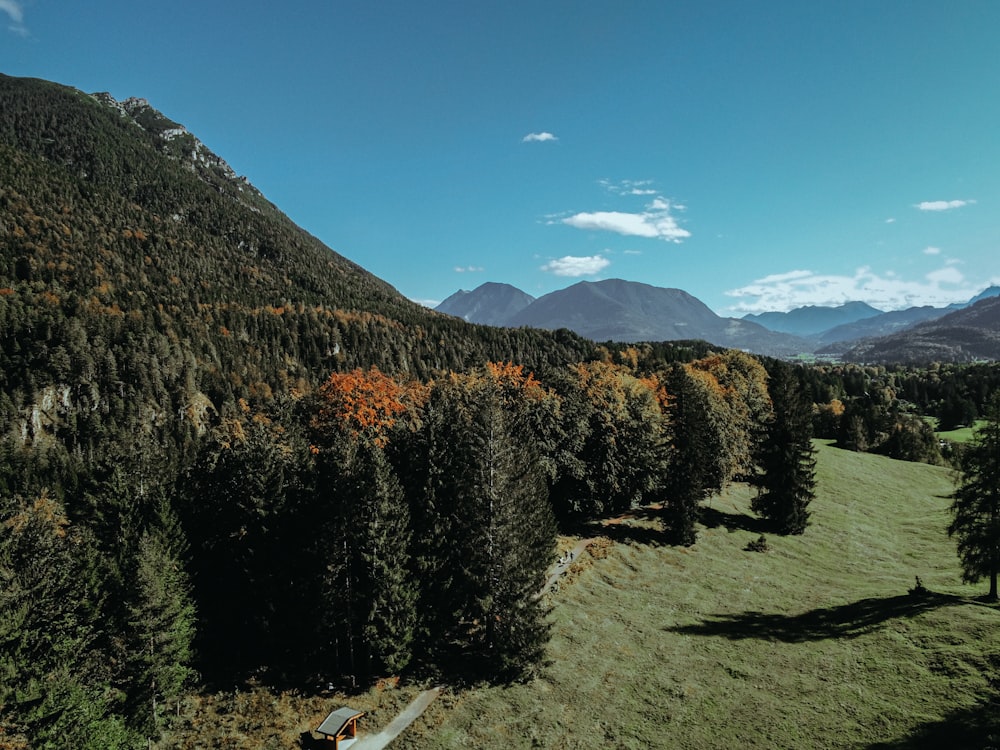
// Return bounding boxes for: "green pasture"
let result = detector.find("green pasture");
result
[935,420,987,445]
[402,441,1000,749]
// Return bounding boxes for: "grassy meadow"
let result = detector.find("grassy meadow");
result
[396,441,1000,749]
[935,420,986,445]
[160,441,1000,749]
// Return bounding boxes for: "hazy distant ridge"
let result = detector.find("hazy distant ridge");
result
[436,282,535,325]
[436,279,808,356]
[436,280,1000,359]
[742,301,882,337]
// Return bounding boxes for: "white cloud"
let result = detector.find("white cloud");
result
[0,0,23,23]
[541,255,610,277]
[885,217,896,224]
[522,132,558,143]
[916,199,975,211]
[1,0,26,34]
[926,266,964,285]
[600,179,658,196]
[454,265,484,273]
[725,265,981,313]
[923,246,942,255]
[750,269,814,285]
[561,198,690,243]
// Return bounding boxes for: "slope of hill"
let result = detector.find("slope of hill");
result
[816,305,951,349]
[0,73,599,453]
[173,442,999,749]
[435,282,534,325]
[966,285,1000,306]
[508,279,720,339]
[743,301,882,336]
[836,296,1000,363]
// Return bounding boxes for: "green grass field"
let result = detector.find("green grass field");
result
[396,441,1000,749]
[935,420,986,445]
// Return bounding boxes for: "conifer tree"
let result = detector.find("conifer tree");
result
[0,490,138,748]
[309,368,417,683]
[662,363,716,545]
[181,401,308,676]
[949,391,1000,600]
[124,522,197,736]
[467,382,554,680]
[316,438,417,682]
[752,361,816,535]
[411,369,555,681]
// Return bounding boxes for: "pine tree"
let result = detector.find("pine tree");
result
[949,391,1000,600]
[404,376,474,667]
[309,368,418,683]
[468,384,554,681]
[752,362,816,535]
[181,403,307,677]
[330,439,417,682]
[411,370,555,682]
[0,490,139,748]
[663,363,717,546]
[123,502,197,737]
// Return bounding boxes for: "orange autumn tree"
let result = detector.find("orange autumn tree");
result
[312,367,407,449]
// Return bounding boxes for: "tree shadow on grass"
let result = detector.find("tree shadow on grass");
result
[586,507,667,547]
[666,591,968,643]
[698,505,769,534]
[866,700,1000,749]
[867,653,1000,749]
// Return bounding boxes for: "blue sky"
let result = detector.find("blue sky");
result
[3,1,999,314]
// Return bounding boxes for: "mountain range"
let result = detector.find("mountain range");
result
[439,280,810,357]
[437,281,1000,359]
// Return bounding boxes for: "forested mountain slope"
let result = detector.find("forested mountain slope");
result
[4,72,988,750]
[0,73,596,455]
[838,297,1000,363]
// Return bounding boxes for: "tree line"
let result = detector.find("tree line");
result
[1,350,818,747]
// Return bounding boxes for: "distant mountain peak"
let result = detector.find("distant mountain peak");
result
[436,282,535,325]
[436,278,807,356]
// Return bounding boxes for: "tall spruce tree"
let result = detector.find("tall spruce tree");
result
[315,438,417,683]
[949,391,1000,600]
[309,368,417,684]
[0,491,139,748]
[663,363,716,545]
[124,521,197,737]
[411,369,555,682]
[752,361,815,535]
[181,403,308,677]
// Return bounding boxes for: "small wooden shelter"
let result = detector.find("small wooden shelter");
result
[316,706,365,748]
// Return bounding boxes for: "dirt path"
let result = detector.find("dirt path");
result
[352,687,441,750]
[541,538,596,595]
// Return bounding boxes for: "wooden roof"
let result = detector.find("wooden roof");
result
[317,706,365,738]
